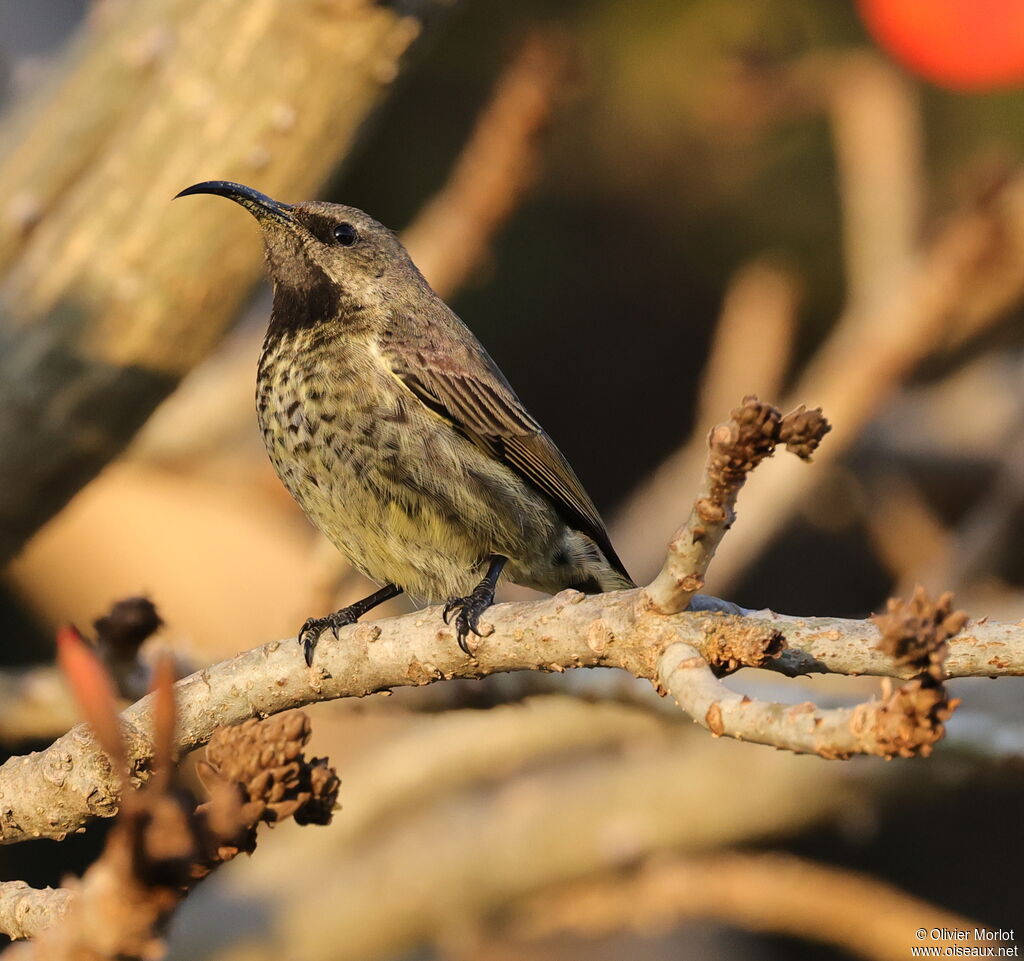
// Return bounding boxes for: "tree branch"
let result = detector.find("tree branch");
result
[514,852,985,961]
[642,398,830,614]
[0,666,77,746]
[0,645,340,952]
[1,586,1020,845]
[0,883,72,942]
[661,642,954,759]
[401,31,569,299]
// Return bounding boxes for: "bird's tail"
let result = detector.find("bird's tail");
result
[568,542,636,595]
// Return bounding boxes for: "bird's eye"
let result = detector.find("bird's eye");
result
[333,222,359,247]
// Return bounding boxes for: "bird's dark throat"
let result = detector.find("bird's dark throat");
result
[266,269,343,345]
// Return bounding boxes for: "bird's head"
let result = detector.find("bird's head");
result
[175,180,420,304]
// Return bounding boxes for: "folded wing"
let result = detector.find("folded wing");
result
[389,346,632,586]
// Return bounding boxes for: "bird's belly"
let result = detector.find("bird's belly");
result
[256,358,559,600]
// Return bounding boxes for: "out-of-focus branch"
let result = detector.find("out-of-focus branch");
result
[830,53,923,305]
[0,666,77,745]
[329,695,668,846]
[707,173,1024,589]
[616,53,1024,588]
[403,32,569,298]
[194,715,887,961]
[693,261,799,432]
[918,369,1024,593]
[865,473,952,594]
[0,0,453,565]
[515,852,984,961]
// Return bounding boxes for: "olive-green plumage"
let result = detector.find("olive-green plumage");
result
[176,181,633,662]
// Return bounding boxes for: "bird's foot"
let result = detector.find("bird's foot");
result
[443,582,496,655]
[297,584,403,666]
[298,609,358,667]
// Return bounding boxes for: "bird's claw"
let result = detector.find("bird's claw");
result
[443,585,495,655]
[298,610,358,666]
[441,600,455,625]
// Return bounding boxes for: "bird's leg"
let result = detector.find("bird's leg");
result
[443,554,507,655]
[299,584,403,666]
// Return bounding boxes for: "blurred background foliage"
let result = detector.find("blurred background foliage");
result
[1,1,1024,959]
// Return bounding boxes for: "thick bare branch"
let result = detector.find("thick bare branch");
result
[0,588,1021,845]
[757,608,1016,679]
[1,711,339,950]
[0,393,1013,841]
[660,644,956,759]
[0,883,72,942]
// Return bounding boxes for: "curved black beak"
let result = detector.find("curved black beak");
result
[174,180,294,224]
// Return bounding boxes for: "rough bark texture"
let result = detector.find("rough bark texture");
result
[0,588,1017,845]
[0,883,73,942]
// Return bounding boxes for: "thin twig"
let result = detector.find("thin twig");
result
[642,398,829,614]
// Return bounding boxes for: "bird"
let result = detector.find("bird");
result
[175,181,634,665]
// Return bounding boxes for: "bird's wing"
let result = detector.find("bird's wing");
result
[388,344,631,584]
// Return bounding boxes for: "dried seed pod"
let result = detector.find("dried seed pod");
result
[196,712,340,862]
[778,405,832,460]
[872,586,968,681]
[93,597,163,661]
